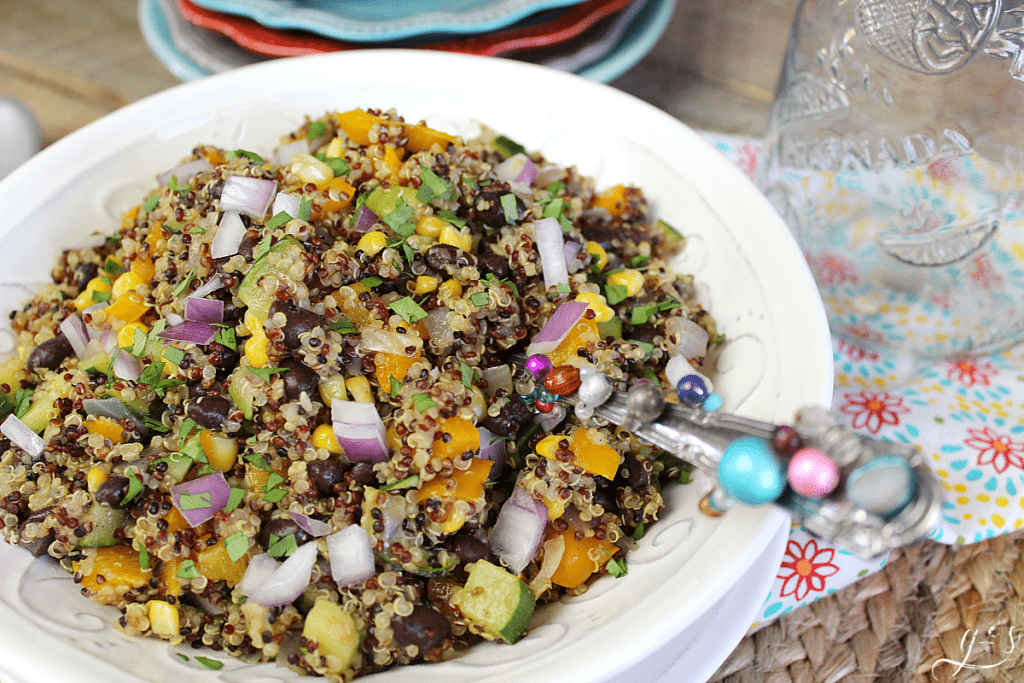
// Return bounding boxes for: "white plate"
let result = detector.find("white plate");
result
[0,51,831,683]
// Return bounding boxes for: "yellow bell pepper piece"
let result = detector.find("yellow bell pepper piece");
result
[433,416,480,461]
[84,418,124,444]
[593,184,628,216]
[549,529,617,589]
[75,545,152,593]
[417,457,491,503]
[312,423,343,454]
[106,291,150,324]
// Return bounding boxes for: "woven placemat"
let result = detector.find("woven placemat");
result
[710,532,1024,683]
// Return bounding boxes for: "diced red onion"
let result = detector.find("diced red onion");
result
[477,425,505,481]
[664,316,710,361]
[237,554,280,598]
[111,351,142,382]
[191,275,224,299]
[272,192,301,220]
[528,534,566,595]
[171,472,231,527]
[273,139,310,165]
[211,211,247,259]
[83,302,109,320]
[59,315,90,358]
[533,217,569,291]
[480,364,512,398]
[220,176,277,219]
[158,321,216,345]
[326,524,376,588]
[184,297,224,325]
[242,542,319,607]
[157,159,213,188]
[88,329,116,353]
[1,414,44,458]
[563,241,582,272]
[421,308,454,350]
[164,312,184,327]
[331,398,388,463]
[526,300,588,356]
[80,340,110,371]
[290,512,331,538]
[360,328,419,356]
[665,355,713,393]
[83,397,144,430]
[534,164,567,187]
[488,484,549,574]
[493,154,538,186]
[352,205,378,233]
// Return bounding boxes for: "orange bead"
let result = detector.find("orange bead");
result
[543,365,581,396]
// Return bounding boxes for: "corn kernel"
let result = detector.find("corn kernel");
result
[87,465,110,493]
[357,231,388,257]
[413,275,439,296]
[200,429,239,472]
[130,258,156,283]
[585,241,608,270]
[606,269,644,298]
[345,376,373,403]
[106,291,150,323]
[575,292,614,322]
[325,136,344,158]
[244,333,269,368]
[148,600,180,638]
[74,277,113,312]
[117,321,149,349]
[416,215,447,238]
[438,279,463,299]
[438,224,472,253]
[111,271,145,300]
[319,375,348,404]
[290,153,334,190]
[312,423,343,454]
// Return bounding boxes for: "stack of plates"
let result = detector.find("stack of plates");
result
[139,0,675,83]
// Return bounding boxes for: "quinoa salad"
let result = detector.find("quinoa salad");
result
[0,108,717,679]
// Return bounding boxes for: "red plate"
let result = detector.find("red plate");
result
[177,0,633,58]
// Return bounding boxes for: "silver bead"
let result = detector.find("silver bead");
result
[574,403,594,420]
[577,372,613,409]
[625,381,665,425]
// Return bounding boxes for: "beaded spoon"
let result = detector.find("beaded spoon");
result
[509,353,943,560]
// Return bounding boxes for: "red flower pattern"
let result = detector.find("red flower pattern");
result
[927,159,960,183]
[946,358,997,387]
[736,142,759,179]
[970,254,1002,288]
[837,340,879,363]
[964,427,1024,474]
[838,391,910,434]
[777,538,840,601]
[810,252,859,287]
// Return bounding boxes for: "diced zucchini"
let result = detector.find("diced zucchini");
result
[0,357,26,398]
[238,236,303,321]
[456,560,535,644]
[303,598,361,673]
[161,452,193,487]
[76,505,128,548]
[227,367,258,420]
[20,376,73,434]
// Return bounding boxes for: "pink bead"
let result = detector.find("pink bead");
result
[787,447,840,499]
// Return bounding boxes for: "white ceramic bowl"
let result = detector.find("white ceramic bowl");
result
[0,51,831,683]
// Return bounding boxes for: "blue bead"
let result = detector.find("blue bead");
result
[518,390,538,405]
[702,392,723,412]
[676,374,708,406]
[536,388,556,404]
[847,454,916,517]
[717,436,785,506]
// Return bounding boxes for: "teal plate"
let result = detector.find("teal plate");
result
[139,0,675,84]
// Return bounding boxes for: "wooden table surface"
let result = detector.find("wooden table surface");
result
[0,0,797,149]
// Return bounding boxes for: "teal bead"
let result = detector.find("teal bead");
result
[717,436,785,506]
[703,392,723,412]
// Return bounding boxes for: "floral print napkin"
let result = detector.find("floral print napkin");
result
[697,132,1024,625]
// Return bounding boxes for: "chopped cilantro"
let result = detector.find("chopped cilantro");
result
[162,345,185,366]
[224,487,245,512]
[172,270,196,297]
[167,175,189,195]
[323,156,350,176]
[469,291,490,307]
[225,531,248,562]
[130,327,148,357]
[13,389,32,419]
[226,149,265,165]
[380,474,419,492]
[263,488,287,503]
[640,361,658,379]
[179,417,198,442]
[214,325,237,351]
[104,257,122,278]
[542,197,564,221]
[417,165,454,203]
[176,559,202,579]
[657,218,683,242]
[657,299,681,312]
[246,453,271,471]
[555,282,571,294]
[306,121,326,140]
[176,653,188,663]
[493,135,526,158]
[185,224,207,235]
[298,196,312,221]
[500,193,519,224]
[437,209,466,228]
[632,522,646,542]
[631,304,658,325]
[360,276,383,288]
[91,289,111,303]
[252,234,273,262]
[710,332,726,346]
[602,549,627,578]
[389,296,428,324]
[178,492,212,510]
[267,533,298,558]
[194,656,223,671]
[382,199,416,239]
[390,376,401,398]
[327,316,357,335]
[265,211,292,230]
[264,472,285,491]
[138,545,150,570]
[459,360,479,389]
[546,180,565,195]
[401,242,415,263]
[250,366,285,382]
[628,255,650,268]
[180,433,207,463]
[122,470,144,506]
[605,283,628,305]
[411,393,436,412]
[141,194,159,215]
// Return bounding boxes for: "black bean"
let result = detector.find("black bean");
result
[27,334,73,372]
[625,323,658,345]
[623,451,651,490]
[185,395,233,430]
[95,475,130,508]
[268,301,325,349]
[349,461,377,487]
[257,517,312,550]
[447,533,493,565]
[307,459,347,497]
[73,262,99,290]
[475,188,526,227]
[424,244,461,272]
[591,486,617,514]
[236,228,260,261]
[20,529,55,557]
[477,252,510,280]
[481,398,533,439]
[391,604,451,653]
[280,359,319,400]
